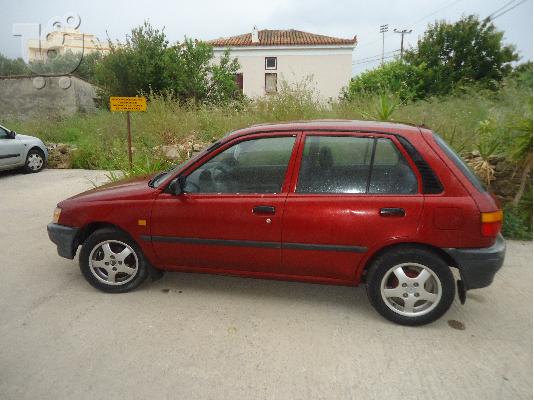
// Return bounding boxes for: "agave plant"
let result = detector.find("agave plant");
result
[361,93,400,121]
[467,119,503,188]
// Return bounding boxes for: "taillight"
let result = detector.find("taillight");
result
[481,210,503,237]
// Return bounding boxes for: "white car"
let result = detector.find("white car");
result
[0,124,48,173]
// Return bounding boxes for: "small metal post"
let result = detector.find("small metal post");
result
[126,111,132,169]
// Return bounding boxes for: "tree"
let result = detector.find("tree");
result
[94,21,170,97]
[0,53,29,76]
[404,15,518,96]
[28,50,103,82]
[94,22,240,104]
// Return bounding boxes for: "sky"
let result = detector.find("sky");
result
[1,0,532,76]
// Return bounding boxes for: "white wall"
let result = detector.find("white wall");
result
[213,46,354,100]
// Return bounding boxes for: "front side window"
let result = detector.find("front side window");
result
[296,135,418,194]
[184,136,295,194]
[0,126,10,139]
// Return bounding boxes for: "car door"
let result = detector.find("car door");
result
[150,133,298,273]
[0,126,25,168]
[281,132,424,281]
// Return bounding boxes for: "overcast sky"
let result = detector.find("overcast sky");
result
[1,0,532,75]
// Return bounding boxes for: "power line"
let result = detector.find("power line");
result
[353,54,399,65]
[486,0,520,19]
[353,49,400,63]
[356,0,464,50]
[487,0,529,20]
[408,0,464,27]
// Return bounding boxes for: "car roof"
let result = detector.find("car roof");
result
[223,119,428,140]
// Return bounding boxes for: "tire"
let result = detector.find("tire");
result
[79,228,148,293]
[24,148,45,173]
[365,246,455,326]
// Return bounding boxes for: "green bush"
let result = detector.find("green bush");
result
[344,61,426,102]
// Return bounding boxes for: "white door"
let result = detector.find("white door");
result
[0,126,25,168]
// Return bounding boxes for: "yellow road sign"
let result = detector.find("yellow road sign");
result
[110,96,147,112]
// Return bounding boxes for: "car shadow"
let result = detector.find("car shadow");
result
[0,169,24,179]
[148,270,375,316]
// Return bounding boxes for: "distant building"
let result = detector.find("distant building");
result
[27,29,109,62]
[208,27,357,99]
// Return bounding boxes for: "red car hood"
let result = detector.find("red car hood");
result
[61,175,157,204]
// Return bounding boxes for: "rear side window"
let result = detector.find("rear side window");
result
[296,136,418,194]
[433,133,486,192]
[369,138,418,194]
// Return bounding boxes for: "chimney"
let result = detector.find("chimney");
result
[251,25,260,44]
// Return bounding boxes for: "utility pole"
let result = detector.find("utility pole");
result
[394,28,412,60]
[380,24,388,65]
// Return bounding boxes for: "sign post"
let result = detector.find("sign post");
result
[109,96,147,169]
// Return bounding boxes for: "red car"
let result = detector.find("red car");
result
[48,121,505,325]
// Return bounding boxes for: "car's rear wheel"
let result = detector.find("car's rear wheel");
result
[365,247,455,326]
[24,148,45,173]
[79,228,148,293]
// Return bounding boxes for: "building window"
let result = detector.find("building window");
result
[265,73,277,94]
[265,57,277,70]
[235,73,244,94]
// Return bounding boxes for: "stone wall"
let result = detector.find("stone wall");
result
[0,75,97,118]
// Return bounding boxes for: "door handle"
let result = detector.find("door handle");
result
[253,205,276,215]
[380,207,405,217]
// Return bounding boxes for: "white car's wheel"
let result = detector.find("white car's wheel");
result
[24,149,45,173]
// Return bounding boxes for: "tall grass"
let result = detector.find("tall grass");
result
[4,76,530,171]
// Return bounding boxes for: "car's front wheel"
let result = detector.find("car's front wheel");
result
[79,228,148,293]
[365,247,455,326]
[24,148,45,173]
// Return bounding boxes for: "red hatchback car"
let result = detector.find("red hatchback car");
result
[48,120,505,325]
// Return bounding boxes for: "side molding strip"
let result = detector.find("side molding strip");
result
[0,153,20,160]
[141,235,367,253]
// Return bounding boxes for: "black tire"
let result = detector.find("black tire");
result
[79,228,148,293]
[365,246,455,326]
[23,148,45,173]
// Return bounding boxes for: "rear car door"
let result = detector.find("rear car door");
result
[281,132,424,282]
[150,133,298,273]
[0,126,24,168]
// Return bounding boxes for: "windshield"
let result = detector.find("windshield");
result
[433,133,486,192]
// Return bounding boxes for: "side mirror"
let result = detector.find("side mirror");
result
[9,130,16,139]
[173,175,187,195]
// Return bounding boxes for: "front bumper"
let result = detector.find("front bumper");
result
[443,233,506,290]
[47,223,79,259]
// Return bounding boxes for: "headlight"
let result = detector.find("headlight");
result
[52,207,62,224]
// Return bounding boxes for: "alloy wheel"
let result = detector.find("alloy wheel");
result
[89,240,139,285]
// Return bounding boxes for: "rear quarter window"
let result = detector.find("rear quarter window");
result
[433,133,486,192]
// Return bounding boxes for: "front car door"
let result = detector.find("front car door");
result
[281,132,424,283]
[150,133,298,273]
[0,126,24,168]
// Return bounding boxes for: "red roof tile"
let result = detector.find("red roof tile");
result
[207,29,357,47]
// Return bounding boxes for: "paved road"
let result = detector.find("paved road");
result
[0,169,531,400]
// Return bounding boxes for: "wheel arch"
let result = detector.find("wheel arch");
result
[75,222,132,249]
[357,241,457,283]
[74,221,164,280]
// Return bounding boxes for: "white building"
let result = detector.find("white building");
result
[208,27,357,100]
[27,29,109,62]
